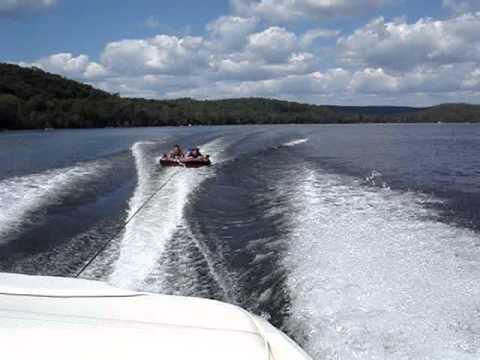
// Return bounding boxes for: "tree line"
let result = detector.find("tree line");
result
[1,63,479,130]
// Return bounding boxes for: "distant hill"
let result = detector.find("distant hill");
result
[1,63,479,130]
[327,105,425,115]
[0,63,109,101]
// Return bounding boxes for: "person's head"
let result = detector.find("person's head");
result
[192,148,200,155]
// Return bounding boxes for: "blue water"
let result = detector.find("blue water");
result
[1,124,479,359]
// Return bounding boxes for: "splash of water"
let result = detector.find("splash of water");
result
[282,167,480,360]
[283,138,309,147]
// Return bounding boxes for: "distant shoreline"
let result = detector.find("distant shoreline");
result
[2,122,480,135]
[1,63,480,130]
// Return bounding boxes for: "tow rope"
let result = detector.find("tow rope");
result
[75,169,181,278]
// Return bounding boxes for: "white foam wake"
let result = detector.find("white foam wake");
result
[109,139,226,290]
[282,168,480,360]
[0,161,111,243]
[283,138,309,147]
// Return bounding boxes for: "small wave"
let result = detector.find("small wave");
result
[365,170,390,189]
[142,225,235,302]
[282,138,309,147]
[0,161,112,243]
[280,167,480,360]
[5,217,121,277]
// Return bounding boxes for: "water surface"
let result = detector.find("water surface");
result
[1,124,479,359]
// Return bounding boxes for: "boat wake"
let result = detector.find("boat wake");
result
[0,160,114,244]
[282,138,309,147]
[109,139,228,291]
[280,166,480,360]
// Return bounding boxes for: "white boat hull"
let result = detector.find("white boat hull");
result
[0,272,311,360]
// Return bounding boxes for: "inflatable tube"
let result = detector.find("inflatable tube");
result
[158,157,211,168]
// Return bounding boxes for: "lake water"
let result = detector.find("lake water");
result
[1,124,480,359]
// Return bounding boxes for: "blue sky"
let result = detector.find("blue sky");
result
[1,1,230,60]
[1,0,480,106]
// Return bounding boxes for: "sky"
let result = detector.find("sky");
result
[1,0,480,106]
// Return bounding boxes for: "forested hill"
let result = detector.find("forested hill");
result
[1,63,479,130]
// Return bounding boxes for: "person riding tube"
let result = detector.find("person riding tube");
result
[168,144,185,159]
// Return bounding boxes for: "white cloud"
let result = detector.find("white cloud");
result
[231,0,390,21]
[206,16,258,51]
[349,64,480,95]
[20,52,480,105]
[163,68,351,100]
[463,68,480,89]
[20,53,107,80]
[100,35,209,76]
[338,14,480,70]
[443,0,480,14]
[17,8,480,106]
[162,63,480,106]
[246,26,298,63]
[300,28,341,48]
[0,0,56,15]
[21,22,319,87]
[204,26,318,81]
[210,52,316,81]
[349,67,399,93]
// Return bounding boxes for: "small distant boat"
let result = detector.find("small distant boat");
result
[158,155,211,168]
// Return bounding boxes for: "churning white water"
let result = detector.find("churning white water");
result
[282,167,480,360]
[0,161,112,243]
[283,138,309,147]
